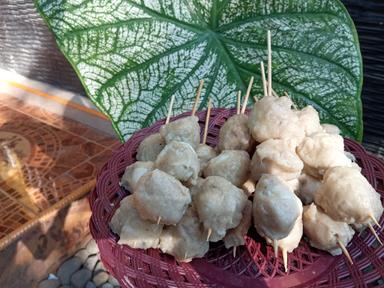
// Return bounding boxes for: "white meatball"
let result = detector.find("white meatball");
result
[253,174,301,240]
[160,116,201,149]
[196,144,217,174]
[155,141,200,185]
[204,150,250,187]
[296,106,322,136]
[296,173,322,205]
[159,207,209,262]
[247,96,304,143]
[303,204,355,256]
[297,132,352,178]
[195,176,248,242]
[133,169,191,225]
[218,114,252,151]
[321,124,340,135]
[315,167,383,225]
[110,196,163,249]
[224,200,252,249]
[250,139,303,181]
[136,133,165,162]
[120,161,154,191]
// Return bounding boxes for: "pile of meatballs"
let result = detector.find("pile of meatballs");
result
[109,93,383,271]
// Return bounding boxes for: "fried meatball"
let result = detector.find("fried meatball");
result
[321,124,340,135]
[253,174,301,240]
[160,116,201,149]
[159,207,209,262]
[196,144,217,174]
[195,176,248,242]
[218,114,252,151]
[250,139,303,181]
[204,150,250,187]
[155,141,200,185]
[110,196,163,249]
[133,169,191,225]
[224,200,252,249]
[296,106,322,136]
[315,167,383,225]
[247,96,304,143]
[297,132,352,178]
[136,133,165,162]
[303,204,355,256]
[120,161,154,191]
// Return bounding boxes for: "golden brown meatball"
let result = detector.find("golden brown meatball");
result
[250,139,303,181]
[297,132,352,178]
[303,204,355,256]
[315,167,383,225]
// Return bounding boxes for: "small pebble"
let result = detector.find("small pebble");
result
[38,279,60,288]
[108,275,119,286]
[86,239,99,255]
[75,249,89,264]
[93,271,109,286]
[85,281,96,288]
[47,274,58,280]
[84,255,99,271]
[71,268,92,288]
[57,257,82,285]
[93,260,106,273]
[101,283,114,288]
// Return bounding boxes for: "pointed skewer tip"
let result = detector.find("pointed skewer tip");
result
[368,223,383,246]
[207,228,212,242]
[337,238,353,265]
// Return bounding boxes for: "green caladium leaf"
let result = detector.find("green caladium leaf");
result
[35,0,362,141]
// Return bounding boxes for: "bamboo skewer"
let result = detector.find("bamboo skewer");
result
[337,238,353,265]
[282,249,288,273]
[236,90,241,115]
[202,99,212,145]
[207,228,212,241]
[233,246,237,258]
[260,62,268,97]
[369,214,381,228]
[273,239,278,257]
[165,95,175,124]
[368,223,383,246]
[241,76,254,114]
[191,80,204,116]
[267,30,272,97]
[157,216,162,225]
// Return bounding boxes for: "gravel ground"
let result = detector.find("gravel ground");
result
[38,239,120,288]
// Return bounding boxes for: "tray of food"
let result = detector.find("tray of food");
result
[89,36,384,287]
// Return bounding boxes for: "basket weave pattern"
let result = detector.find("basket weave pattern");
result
[90,108,384,288]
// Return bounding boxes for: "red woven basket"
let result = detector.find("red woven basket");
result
[89,108,384,288]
